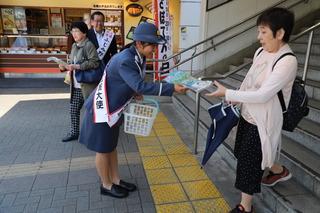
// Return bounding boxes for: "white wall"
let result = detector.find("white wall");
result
[178,0,202,72]
[197,0,320,72]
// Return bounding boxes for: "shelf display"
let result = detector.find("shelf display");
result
[0,34,68,73]
[0,34,68,54]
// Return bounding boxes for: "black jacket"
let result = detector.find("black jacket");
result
[87,29,118,65]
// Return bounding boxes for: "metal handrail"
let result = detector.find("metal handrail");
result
[200,21,320,81]
[148,0,308,75]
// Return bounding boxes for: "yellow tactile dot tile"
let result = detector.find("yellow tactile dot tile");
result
[145,168,178,185]
[192,198,231,213]
[182,180,222,200]
[135,136,160,147]
[138,146,165,157]
[155,128,177,136]
[154,115,168,122]
[158,135,184,145]
[174,166,208,182]
[168,154,199,167]
[156,202,194,213]
[153,121,173,129]
[150,183,187,204]
[142,156,171,170]
[162,144,191,155]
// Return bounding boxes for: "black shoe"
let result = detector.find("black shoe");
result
[116,180,137,192]
[100,184,128,198]
[62,134,78,142]
[229,204,253,213]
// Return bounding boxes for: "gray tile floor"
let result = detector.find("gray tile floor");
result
[0,78,273,213]
[0,80,155,213]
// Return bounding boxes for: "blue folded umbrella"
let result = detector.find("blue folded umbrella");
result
[201,102,240,166]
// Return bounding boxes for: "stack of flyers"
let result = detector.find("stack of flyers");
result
[47,56,68,66]
[164,70,212,92]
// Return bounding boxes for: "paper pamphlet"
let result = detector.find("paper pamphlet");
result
[163,70,212,92]
[47,56,68,66]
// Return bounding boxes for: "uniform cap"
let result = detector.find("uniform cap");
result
[133,22,166,44]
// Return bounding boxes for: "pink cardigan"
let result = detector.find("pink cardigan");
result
[225,44,297,169]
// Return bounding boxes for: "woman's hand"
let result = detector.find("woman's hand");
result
[205,80,227,97]
[174,84,188,94]
[64,64,80,71]
[59,64,67,72]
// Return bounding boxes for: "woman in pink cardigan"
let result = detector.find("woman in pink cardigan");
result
[206,8,297,213]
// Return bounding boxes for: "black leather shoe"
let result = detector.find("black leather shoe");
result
[100,184,128,198]
[116,180,137,192]
[62,134,78,142]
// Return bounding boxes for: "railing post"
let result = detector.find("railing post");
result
[190,47,197,76]
[302,30,314,84]
[194,91,201,154]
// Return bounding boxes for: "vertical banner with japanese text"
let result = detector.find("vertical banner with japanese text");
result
[153,0,173,80]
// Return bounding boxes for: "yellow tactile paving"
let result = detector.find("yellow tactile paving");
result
[145,168,179,185]
[135,137,161,147]
[192,199,231,213]
[156,202,194,213]
[142,156,171,170]
[158,135,184,145]
[155,128,177,136]
[174,166,208,182]
[153,121,174,129]
[168,154,199,167]
[135,113,230,212]
[150,183,188,204]
[162,144,191,155]
[182,180,222,200]
[138,146,165,157]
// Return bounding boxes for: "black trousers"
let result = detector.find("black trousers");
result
[234,117,264,195]
[70,88,84,136]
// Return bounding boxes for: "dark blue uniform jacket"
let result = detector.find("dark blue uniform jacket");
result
[85,45,175,113]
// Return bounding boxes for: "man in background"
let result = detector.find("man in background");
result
[87,11,117,65]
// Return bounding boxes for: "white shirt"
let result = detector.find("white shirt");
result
[94,29,105,49]
[225,44,297,169]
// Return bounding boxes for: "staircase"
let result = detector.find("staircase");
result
[172,22,320,212]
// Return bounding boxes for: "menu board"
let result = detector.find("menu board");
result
[1,8,15,30]
[14,7,27,31]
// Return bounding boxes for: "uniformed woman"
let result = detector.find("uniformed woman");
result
[79,22,187,198]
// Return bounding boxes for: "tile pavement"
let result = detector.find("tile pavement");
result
[0,80,156,213]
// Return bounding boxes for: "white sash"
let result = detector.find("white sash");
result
[97,30,115,60]
[93,71,131,127]
[93,47,145,127]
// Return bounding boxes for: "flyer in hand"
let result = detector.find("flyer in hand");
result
[47,56,68,66]
[163,70,212,92]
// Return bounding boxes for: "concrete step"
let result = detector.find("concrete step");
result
[296,51,320,67]
[293,34,320,44]
[172,93,320,213]
[290,42,320,55]
[297,65,320,82]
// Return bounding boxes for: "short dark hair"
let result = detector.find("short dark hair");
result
[257,7,294,42]
[91,11,105,20]
[71,21,88,34]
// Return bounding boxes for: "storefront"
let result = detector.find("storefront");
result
[0,0,180,74]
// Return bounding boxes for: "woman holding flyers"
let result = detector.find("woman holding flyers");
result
[79,22,187,198]
[206,8,297,213]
